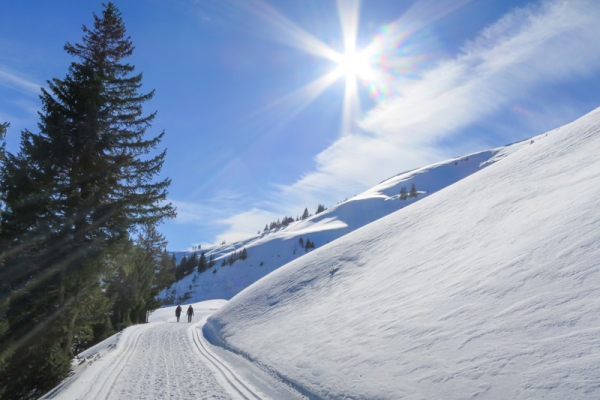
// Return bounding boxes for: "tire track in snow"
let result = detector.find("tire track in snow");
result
[190,323,264,400]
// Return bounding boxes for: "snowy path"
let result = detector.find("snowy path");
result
[80,322,232,399]
[43,301,303,400]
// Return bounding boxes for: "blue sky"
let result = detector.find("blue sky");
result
[2,0,600,251]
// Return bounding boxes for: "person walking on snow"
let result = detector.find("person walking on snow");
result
[187,305,194,323]
[175,304,182,322]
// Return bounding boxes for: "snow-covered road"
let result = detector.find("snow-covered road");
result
[42,301,305,400]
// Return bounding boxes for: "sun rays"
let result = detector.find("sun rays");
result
[216,0,472,136]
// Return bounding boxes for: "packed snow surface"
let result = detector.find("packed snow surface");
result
[42,301,306,399]
[204,108,600,399]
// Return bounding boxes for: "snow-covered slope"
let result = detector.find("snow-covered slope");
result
[203,108,600,399]
[161,148,502,304]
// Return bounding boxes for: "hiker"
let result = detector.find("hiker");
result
[175,304,182,322]
[187,305,194,323]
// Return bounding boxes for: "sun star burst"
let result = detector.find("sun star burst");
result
[336,51,371,79]
[233,0,447,136]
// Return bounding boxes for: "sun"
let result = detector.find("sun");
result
[335,50,372,80]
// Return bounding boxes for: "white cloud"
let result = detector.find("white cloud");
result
[362,0,600,139]
[169,191,283,246]
[0,69,43,95]
[187,0,600,244]
[214,208,278,244]
[169,199,207,224]
[170,189,245,225]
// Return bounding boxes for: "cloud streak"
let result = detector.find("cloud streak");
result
[0,69,43,95]
[362,0,600,139]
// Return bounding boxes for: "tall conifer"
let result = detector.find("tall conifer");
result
[0,4,174,397]
[198,251,207,273]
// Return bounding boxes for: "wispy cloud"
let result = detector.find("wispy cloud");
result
[185,0,600,245]
[170,190,245,224]
[214,208,278,244]
[169,195,280,247]
[13,99,40,116]
[0,69,43,95]
[362,0,600,139]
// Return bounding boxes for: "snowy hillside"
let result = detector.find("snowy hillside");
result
[203,108,600,399]
[161,148,503,304]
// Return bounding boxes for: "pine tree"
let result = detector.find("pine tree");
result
[228,250,237,265]
[409,183,418,198]
[156,250,175,290]
[399,186,408,200]
[304,238,316,252]
[0,4,174,397]
[301,207,309,220]
[198,251,207,273]
[175,256,188,280]
[316,204,326,214]
[106,225,166,331]
[189,252,198,273]
[0,122,7,163]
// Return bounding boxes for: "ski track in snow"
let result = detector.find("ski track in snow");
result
[107,321,242,399]
[44,308,275,399]
[67,322,233,399]
[190,318,263,400]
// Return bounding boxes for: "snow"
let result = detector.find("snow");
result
[44,107,600,399]
[160,146,501,305]
[42,300,306,400]
[203,108,600,399]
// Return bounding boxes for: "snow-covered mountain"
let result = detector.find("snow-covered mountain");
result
[201,107,600,399]
[161,147,505,304]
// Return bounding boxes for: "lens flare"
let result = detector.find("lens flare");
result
[217,0,471,136]
[359,22,433,102]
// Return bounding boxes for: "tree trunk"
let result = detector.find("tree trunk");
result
[63,310,78,358]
